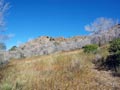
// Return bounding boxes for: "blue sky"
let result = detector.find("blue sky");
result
[5,0,120,49]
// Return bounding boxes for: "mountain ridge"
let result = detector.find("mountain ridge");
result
[6,24,120,59]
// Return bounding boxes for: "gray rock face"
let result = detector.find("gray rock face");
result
[7,36,91,59]
[6,24,120,59]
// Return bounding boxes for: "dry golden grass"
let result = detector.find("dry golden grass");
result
[0,49,120,90]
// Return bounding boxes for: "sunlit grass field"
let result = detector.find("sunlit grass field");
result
[0,48,120,90]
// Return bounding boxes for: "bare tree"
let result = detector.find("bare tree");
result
[0,0,9,64]
[0,0,9,27]
[85,17,118,34]
[0,0,9,50]
[0,0,9,42]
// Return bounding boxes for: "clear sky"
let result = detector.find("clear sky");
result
[5,0,120,49]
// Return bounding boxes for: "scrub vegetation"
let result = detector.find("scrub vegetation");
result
[0,44,120,90]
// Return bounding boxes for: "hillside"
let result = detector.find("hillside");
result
[0,0,120,90]
[0,47,120,90]
[0,24,120,90]
[7,36,90,59]
[6,24,120,60]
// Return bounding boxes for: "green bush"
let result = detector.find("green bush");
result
[108,38,120,73]
[83,44,98,53]
[9,46,17,51]
[1,83,12,90]
[109,38,120,54]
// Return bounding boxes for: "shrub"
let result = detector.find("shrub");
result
[109,38,120,54]
[0,43,6,50]
[94,39,120,75]
[108,38,120,73]
[1,83,12,90]
[9,46,17,51]
[83,44,98,53]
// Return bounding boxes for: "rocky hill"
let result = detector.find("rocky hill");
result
[6,24,120,59]
[7,36,90,59]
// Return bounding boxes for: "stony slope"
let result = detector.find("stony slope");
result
[7,24,120,59]
[7,36,90,59]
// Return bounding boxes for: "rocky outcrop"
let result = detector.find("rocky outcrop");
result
[7,36,91,59]
[6,24,120,59]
